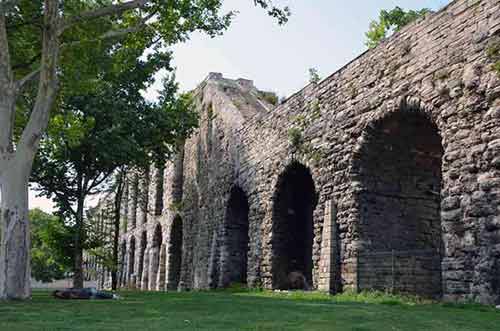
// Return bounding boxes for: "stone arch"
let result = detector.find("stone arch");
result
[352,99,443,298]
[128,236,136,288]
[167,216,183,290]
[271,161,317,289]
[149,223,163,290]
[221,186,250,287]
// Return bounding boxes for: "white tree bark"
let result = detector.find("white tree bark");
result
[0,0,60,300]
[0,155,33,299]
[0,0,161,300]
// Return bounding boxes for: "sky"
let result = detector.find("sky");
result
[29,0,450,213]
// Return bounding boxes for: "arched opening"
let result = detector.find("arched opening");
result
[167,216,183,290]
[128,237,136,287]
[272,162,316,289]
[222,186,250,286]
[355,108,443,298]
[138,231,147,289]
[150,224,163,290]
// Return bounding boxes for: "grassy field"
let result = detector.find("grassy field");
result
[1,289,499,330]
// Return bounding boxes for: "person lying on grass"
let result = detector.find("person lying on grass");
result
[53,288,119,300]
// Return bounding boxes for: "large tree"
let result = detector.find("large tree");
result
[0,0,289,300]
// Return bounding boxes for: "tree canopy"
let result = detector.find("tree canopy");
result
[365,6,431,49]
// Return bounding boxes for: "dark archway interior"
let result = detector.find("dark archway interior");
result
[224,186,250,285]
[129,238,136,276]
[153,225,163,248]
[356,109,443,297]
[272,162,316,289]
[120,241,127,286]
[169,216,183,289]
[138,232,147,282]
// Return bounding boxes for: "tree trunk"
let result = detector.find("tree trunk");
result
[111,171,124,290]
[0,0,60,300]
[0,160,32,300]
[73,193,85,289]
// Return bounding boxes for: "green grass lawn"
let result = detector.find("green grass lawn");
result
[1,289,499,330]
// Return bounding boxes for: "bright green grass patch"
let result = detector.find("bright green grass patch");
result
[0,289,499,330]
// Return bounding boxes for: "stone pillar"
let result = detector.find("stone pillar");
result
[121,182,129,235]
[151,165,165,216]
[117,246,123,288]
[141,248,150,291]
[172,146,185,203]
[148,166,157,217]
[136,167,149,227]
[157,244,167,291]
[128,172,139,230]
[135,244,142,289]
[122,244,129,288]
[148,247,160,290]
[318,200,340,294]
[207,229,219,289]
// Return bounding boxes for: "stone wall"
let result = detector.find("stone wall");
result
[96,0,500,305]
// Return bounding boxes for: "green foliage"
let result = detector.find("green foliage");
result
[365,7,431,48]
[169,201,185,214]
[253,0,291,25]
[487,42,500,76]
[311,100,321,119]
[301,144,326,165]
[287,127,303,148]
[287,98,325,163]
[30,209,72,283]
[493,61,500,76]
[259,91,279,106]
[207,103,217,121]
[308,68,321,85]
[486,43,500,59]
[8,0,288,147]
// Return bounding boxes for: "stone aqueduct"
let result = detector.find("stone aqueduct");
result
[90,0,500,304]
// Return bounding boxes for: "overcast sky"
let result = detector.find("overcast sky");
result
[30,0,450,213]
